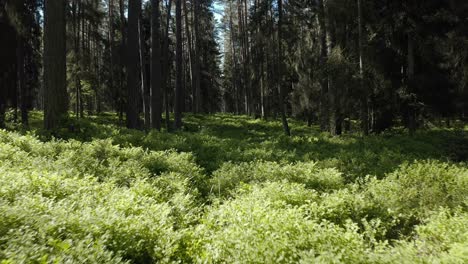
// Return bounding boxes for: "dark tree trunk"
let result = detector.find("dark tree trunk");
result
[126,0,142,129]
[184,0,195,112]
[317,0,329,132]
[17,36,28,126]
[162,0,173,131]
[174,0,183,129]
[139,16,150,129]
[151,0,163,130]
[407,35,416,136]
[358,0,369,135]
[108,0,117,112]
[278,0,290,136]
[193,0,201,113]
[43,0,68,130]
[118,0,126,125]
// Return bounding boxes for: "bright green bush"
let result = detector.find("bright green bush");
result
[366,160,468,218]
[0,130,202,263]
[371,209,468,263]
[191,182,371,264]
[210,161,343,197]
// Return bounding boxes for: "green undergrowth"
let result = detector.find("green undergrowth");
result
[0,113,467,263]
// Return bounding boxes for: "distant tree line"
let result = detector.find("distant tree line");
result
[0,0,221,131]
[0,0,467,136]
[221,0,468,135]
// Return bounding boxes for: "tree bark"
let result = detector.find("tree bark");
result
[162,0,173,131]
[118,0,126,124]
[43,0,68,130]
[174,0,183,129]
[126,0,142,129]
[358,0,369,135]
[407,34,416,136]
[193,0,201,113]
[278,0,290,136]
[184,0,195,112]
[150,0,163,130]
[139,16,150,129]
[317,0,329,132]
[17,35,28,126]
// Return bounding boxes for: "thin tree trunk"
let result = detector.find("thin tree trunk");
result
[108,0,117,112]
[184,0,196,112]
[17,36,28,126]
[407,34,416,135]
[358,0,368,135]
[118,0,126,124]
[317,0,329,132]
[193,0,201,113]
[228,1,239,114]
[150,0,163,130]
[321,0,336,136]
[278,0,290,136]
[139,16,150,129]
[174,0,183,129]
[162,0,173,131]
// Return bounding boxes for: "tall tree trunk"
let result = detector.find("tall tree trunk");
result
[184,0,195,112]
[75,0,82,118]
[126,0,141,129]
[118,0,126,124]
[321,0,336,136]
[174,0,183,129]
[139,16,150,129]
[162,0,173,131]
[317,0,329,132]
[407,34,416,136]
[44,0,68,130]
[108,0,117,112]
[79,0,85,118]
[151,0,163,130]
[358,0,368,135]
[193,0,201,113]
[228,1,239,114]
[17,36,28,126]
[278,0,290,136]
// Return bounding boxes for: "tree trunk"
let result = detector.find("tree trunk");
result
[321,0,336,136]
[317,0,329,132]
[407,34,416,136]
[193,0,201,113]
[174,0,183,129]
[43,0,68,130]
[184,0,195,112]
[108,0,117,112]
[358,0,369,135]
[139,16,150,130]
[118,0,126,125]
[17,35,28,126]
[162,0,173,131]
[278,0,290,136]
[126,0,141,129]
[150,0,163,130]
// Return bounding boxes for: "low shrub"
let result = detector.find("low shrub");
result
[191,182,371,264]
[210,161,343,197]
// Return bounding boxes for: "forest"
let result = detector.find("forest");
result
[0,0,467,263]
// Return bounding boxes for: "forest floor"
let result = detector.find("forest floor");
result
[0,112,467,263]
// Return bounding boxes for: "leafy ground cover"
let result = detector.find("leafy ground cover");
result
[1,113,467,263]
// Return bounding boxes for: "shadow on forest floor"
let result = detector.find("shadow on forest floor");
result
[7,111,468,181]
